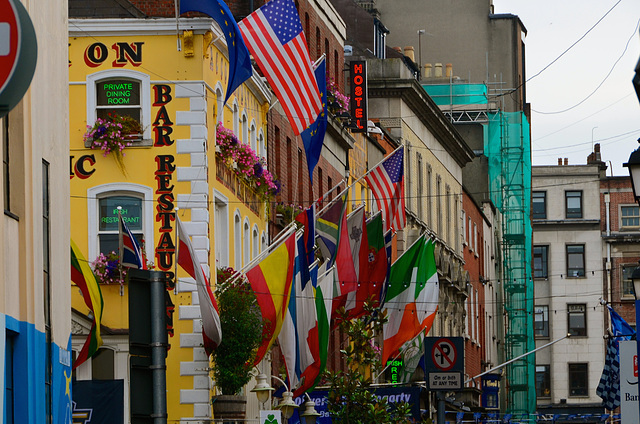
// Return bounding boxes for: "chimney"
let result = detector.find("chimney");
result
[393,46,403,54]
[404,46,415,62]
[564,158,568,165]
[558,158,562,166]
[587,143,603,164]
[424,63,432,78]
[446,63,453,78]
[435,63,443,78]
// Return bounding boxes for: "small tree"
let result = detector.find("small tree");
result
[325,305,413,424]
[213,267,264,395]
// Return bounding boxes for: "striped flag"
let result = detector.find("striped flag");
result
[381,236,439,366]
[176,215,222,356]
[238,0,322,135]
[118,213,146,269]
[246,230,297,365]
[71,239,104,369]
[364,147,406,233]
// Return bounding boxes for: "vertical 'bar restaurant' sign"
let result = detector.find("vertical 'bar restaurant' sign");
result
[349,60,367,133]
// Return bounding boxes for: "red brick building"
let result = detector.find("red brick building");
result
[600,175,640,328]
[461,188,487,401]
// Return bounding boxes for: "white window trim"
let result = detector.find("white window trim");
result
[215,83,224,125]
[250,119,257,152]
[243,217,251,267]
[620,204,640,230]
[214,189,229,268]
[234,209,242,271]
[87,182,154,263]
[258,129,266,159]
[86,69,152,140]
[252,224,259,259]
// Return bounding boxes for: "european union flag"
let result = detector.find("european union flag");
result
[180,0,253,104]
[300,57,327,185]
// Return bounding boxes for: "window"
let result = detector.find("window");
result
[427,165,432,226]
[461,210,466,245]
[621,205,640,228]
[91,348,115,380]
[568,304,587,337]
[234,212,241,270]
[214,191,229,268]
[566,244,585,277]
[87,70,151,141]
[535,365,551,398]
[417,154,423,217]
[5,332,15,422]
[243,219,250,267]
[216,86,224,124]
[533,246,548,279]
[87,183,153,262]
[315,27,320,59]
[98,195,144,255]
[473,222,478,253]
[241,113,248,144]
[568,363,588,396]
[532,191,546,219]
[534,305,549,337]
[622,264,636,298]
[436,176,442,235]
[252,225,259,259]
[3,116,9,211]
[233,102,239,135]
[250,121,257,152]
[565,191,582,219]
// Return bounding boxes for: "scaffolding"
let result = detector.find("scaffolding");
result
[486,111,534,416]
[424,83,534,415]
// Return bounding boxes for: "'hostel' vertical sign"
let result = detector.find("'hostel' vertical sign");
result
[153,84,176,271]
[349,60,367,133]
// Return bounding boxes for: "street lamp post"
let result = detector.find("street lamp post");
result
[251,373,320,424]
[623,142,640,420]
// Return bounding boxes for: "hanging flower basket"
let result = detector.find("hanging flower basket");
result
[91,251,127,286]
[84,112,144,174]
[215,123,281,202]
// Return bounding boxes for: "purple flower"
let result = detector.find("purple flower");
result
[253,162,264,177]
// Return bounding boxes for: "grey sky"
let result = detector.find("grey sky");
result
[493,0,640,176]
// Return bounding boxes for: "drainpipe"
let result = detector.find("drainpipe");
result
[605,192,612,328]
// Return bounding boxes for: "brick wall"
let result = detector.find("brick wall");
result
[462,192,486,381]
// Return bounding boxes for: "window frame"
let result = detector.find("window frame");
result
[621,263,636,299]
[86,69,152,142]
[535,364,551,398]
[565,190,583,219]
[534,305,549,338]
[566,244,585,278]
[620,204,640,229]
[214,190,230,268]
[533,245,549,279]
[567,303,587,337]
[87,183,154,263]
[568,363,588,397]
[532,191,546,219]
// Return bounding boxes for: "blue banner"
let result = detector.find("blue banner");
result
[72,380,124,424]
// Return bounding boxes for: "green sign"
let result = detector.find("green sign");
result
[386,359,404,385]
[98,196,142,231]
[97,79,140,106]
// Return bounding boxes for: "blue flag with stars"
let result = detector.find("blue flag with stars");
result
[300,57,327,185]
[180,0,252,104]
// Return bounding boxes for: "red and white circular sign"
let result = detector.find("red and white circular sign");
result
[0,0,20,94]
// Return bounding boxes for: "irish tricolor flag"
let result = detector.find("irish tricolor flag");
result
[381,235,439,366]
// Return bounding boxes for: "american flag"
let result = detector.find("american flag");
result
[365,147,406,233]
[239,0,322,135]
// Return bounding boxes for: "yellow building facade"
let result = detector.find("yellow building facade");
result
[69,18,271,422]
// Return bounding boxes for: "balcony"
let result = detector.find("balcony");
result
[215,157,261,216]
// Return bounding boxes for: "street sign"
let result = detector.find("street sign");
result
[425,337,464,391]
[0,0,37,117]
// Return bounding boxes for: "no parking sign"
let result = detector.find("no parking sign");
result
[0,0,37,117]
[424,337,464,390]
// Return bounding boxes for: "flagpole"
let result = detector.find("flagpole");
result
[223,224,298,286]
[174,208,181,295]
[174,0,182,51]
[117,206,124,296]
[316,144,404,216]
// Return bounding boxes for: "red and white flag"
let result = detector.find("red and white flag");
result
[176,215,222,356]
[364,147,406,233]
[239,0,322,135]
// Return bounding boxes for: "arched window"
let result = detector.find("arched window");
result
[258,130,265,159]
[252,225,259,259]
[250,120,257,152]
[216,84,224,125]
[214,190,229,267]
[86,69,152,142]
[87,183,154,262]
[315,27,321,59]
[334,50,339,84]
[243,218,250,267]
[304,13,310,43]
[234,212,241,270]
[241,112,248,144]
[232,102,239,136]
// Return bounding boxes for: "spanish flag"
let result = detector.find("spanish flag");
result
[71,239,104,369]
[247,231,296,366]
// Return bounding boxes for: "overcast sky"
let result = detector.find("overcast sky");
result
[492,0,640,176]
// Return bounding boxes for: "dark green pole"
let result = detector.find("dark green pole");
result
[149,271,168,424]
